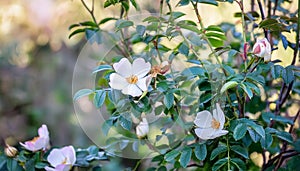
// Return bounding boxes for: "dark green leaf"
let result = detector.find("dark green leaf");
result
[99,17,117,25]
[25,158,35,171]
[220,81,238,93]
[165,150,180,162]
[195,143,207,161]
[210,145,227,160]
[231,158,246,171]
[212,158,228,171]
[260,133,273,149]
[196,0,218,6]
[179,147,192,168]
[6,158,23,171]
[69,28,85,39]
[164,93,174,109]
[136,25,146,36]
[282,66,295,84]
[115,20,134,31]
[233,123,247,140]
[129,0,138,9]
[275,131,293,143]
[240,83,253,99]
[93,65,113,74]
[74,89,93,101]
[231,145,249,159]
[207,37,224,47]
[119,113,132,131]
[94,90,106,108]
[248,128,261,143]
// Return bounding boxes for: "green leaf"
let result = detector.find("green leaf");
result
[240,83,253,99]
[220,81,238,93]
[260,132,273,149]
[129,0,138,9]
[74,89,93,101]
[143,16,160,23]
[195,143,207,161]
[282,66,295,84]
[233,123,247,140]
[271,65,284,79]
[115,20,134,31]
[262,112,293,125]
[165,150,180,162]
[25,158,35,171]
[79,21,98,28]
[99,17,117,25]
[179,147,192,168]
[231,145,249,159]
[169,11,186,19]
[136,25,146,36]
[85,29,102,44]
[197,0,218,6]
[102,118,114,135]
[157,166,167,171]
[119,113,132,131]
[248,128,261,143]
[69,28,85,39]
[212,158,228,171]
[7,158,23,171]
[164,93,174,109]
[35,162,48,169]
[94,90,106,108]
[93,65,113,74]
[207,37,224,47]
[177,23,201,34]
[210,145,227,160]
[231,158,246,171]
[259,18,279,28]
[178,42,189,56]
[182,66,205,77]
[275,131,293,143]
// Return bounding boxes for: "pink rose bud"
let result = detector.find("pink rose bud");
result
[253,38,272,62]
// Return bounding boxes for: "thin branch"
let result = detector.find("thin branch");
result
[80,0,98,26]
[256,0,268,38]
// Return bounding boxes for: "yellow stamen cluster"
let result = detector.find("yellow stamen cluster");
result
[211,118,220,129]
[126,75,138,84]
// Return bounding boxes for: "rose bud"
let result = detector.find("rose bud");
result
[5,144,18,157]
[253,38,271,62]
[136,118,149,139]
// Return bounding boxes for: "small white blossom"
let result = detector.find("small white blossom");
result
[20,124,50,152]
[109,58,151,97]
[136,118,149,139]
[253,38,271,62]
[194,103,228,140]
[45,146,76,171]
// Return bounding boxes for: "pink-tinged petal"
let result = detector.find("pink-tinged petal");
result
[109,73,129,90]
[61,146,76,165]
[194,127,214,140]
[213,103,225,128]
[32,137,47,151]
[194,111,212,128]
[135,76,149,91]
[56,164,72,171]
[38,125,49,138]
[253,43,261,55]
[113,58,132,77]
[45,166,56,171]
[47,149,65,167]
[20,142,35,151]
[121,84,142,97]
[210,130,228,139]
[132,58,151,78]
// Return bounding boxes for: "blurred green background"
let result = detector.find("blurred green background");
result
[0,0,297,150]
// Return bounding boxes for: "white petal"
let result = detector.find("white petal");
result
[132,58,151,78]
[109,73,129,90]
[194,127,214,140]
[47,149,65,167]
[135,76,149,91]
[121,84,142,97]
[113,58,132,77]
[264,53,272,62]
[38,124,49,138]
[20,142,35,151]
[194,110,212,128]
[61,146,76,165]
[55,164,72,171]
[45,166,56,171]
[210,130,228,139]
[213,103,225,128]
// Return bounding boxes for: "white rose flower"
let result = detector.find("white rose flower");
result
[253,38,272,62]
[194,103,228,140]
[109,58,151,97]
[45,145,76,171]
[20,124,50,152]
[136,118,149,139]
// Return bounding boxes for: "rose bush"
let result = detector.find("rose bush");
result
[0,0,299,171]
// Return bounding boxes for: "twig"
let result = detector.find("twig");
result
[80,0,98,26]
[256,0,268,38]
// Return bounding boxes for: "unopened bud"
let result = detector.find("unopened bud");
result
[5,144,18,157]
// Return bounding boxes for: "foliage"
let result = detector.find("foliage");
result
[1,0,299,170]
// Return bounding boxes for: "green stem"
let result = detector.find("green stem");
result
[227,135,231,170]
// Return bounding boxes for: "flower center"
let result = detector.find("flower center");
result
[62,157,68,164]
[211,118,220,129]
[30,137,39,143]
[126,75,138,84]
